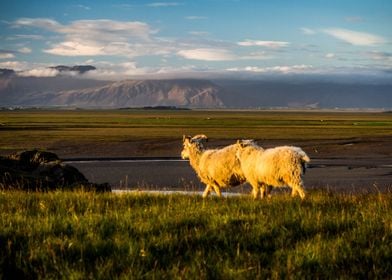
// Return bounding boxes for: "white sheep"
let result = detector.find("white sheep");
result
[236,140,310,199]
[181,135,246,198]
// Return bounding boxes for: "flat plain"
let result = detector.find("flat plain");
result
[1,109,391,158]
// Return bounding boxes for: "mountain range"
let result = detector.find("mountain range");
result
[1,66,391,109]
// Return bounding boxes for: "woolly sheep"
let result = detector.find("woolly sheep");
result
[236,140,310,199]
[181,135,246,198]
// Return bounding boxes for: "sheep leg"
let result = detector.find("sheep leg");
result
[259,184,267,199]
[202,185,212,198]
[252,187,259,199]
[265,185,273,199]
[259,184,272,199]
[212,185,222,197]
[249,180,259,199]
[291,183,306,200]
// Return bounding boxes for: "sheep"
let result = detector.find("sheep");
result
[236,140,310,200]
[181,135,246,198]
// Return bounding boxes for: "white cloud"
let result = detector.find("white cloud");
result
[9,34,44,40]
[13,18,62,31]
[240,51,271,60]
[147,2,181,7]
[185,16,207,20]
[300,27,316,35]
[227,64,313,74]
[325,53,335,59]
[0,61,28,70]
[18,68,59,77]
[0,52,15,59]
[18,47,32,54]
[237,40,290,48]
[323,28,386,46]
[345,16,364,23]
[74,5,91,10]
[44,41,105,56]
[14,18,162,57]
[188,31,210,36]
[177,48,236,61]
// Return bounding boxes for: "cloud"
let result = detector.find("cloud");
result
[14,18,160,57]
[325,53,335,59]
[345,16,364,23]
[323,28,386,46]
[188,31,210,36]
[237,40,290,48]
[300,27,316,35]
[240,51,271,60]
[0,51,15,59]
[18,68,59,77]
[0,60,28,70]
[44,41,105,56]
[8,34,44,40]
[147,2,181,7]
[18,47,32,54]
[227,64,313,74]
[185,16,207,20]
[366,51,392,65]
[177,48,236,61]
[13,18,62,31]
[74,5,91,10]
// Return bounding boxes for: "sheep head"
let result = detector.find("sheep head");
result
[235,139,258,159]
[181,134,208,159]
[236,139,256,148]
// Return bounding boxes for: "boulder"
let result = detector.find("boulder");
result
[0,149,111,192]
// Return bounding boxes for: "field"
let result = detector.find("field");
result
[1,191,391,279]
[1,109,392,278]
[1,109,392,158]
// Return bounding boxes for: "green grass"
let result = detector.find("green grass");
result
[1,110,392,152]
[1,190,391,279]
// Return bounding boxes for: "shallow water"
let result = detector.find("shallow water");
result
[67,158,392,194]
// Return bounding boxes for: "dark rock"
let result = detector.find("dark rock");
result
[0,150,111,192]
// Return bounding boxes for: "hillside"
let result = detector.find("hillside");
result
[1,69,391,109]
[38,79,224,108]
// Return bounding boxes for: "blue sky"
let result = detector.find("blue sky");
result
[0,0,391,79]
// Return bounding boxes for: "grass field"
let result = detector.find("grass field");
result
[1,109,392,153]
[1,190,391,279]
[1,109,391,278]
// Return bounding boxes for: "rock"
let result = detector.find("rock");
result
[0,150,111,192]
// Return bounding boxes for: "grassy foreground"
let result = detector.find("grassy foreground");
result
[1,191,391,279]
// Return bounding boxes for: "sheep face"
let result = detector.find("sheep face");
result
[235,139,257,159]
[181,135,208,159]
[181,136,192,159]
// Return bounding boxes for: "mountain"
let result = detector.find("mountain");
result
[0,75,108,106]
[0,78,224,108]
[215,79,392,109]
[43,79,224,108]
[1,70,391,109]
[49,65,96,74]
[0,68,16,78]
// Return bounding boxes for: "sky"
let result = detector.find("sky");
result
[0,0,391,80]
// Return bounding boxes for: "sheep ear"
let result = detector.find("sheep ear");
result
[183,135,191,142]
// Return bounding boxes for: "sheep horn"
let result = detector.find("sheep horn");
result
[191,134,208,143]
